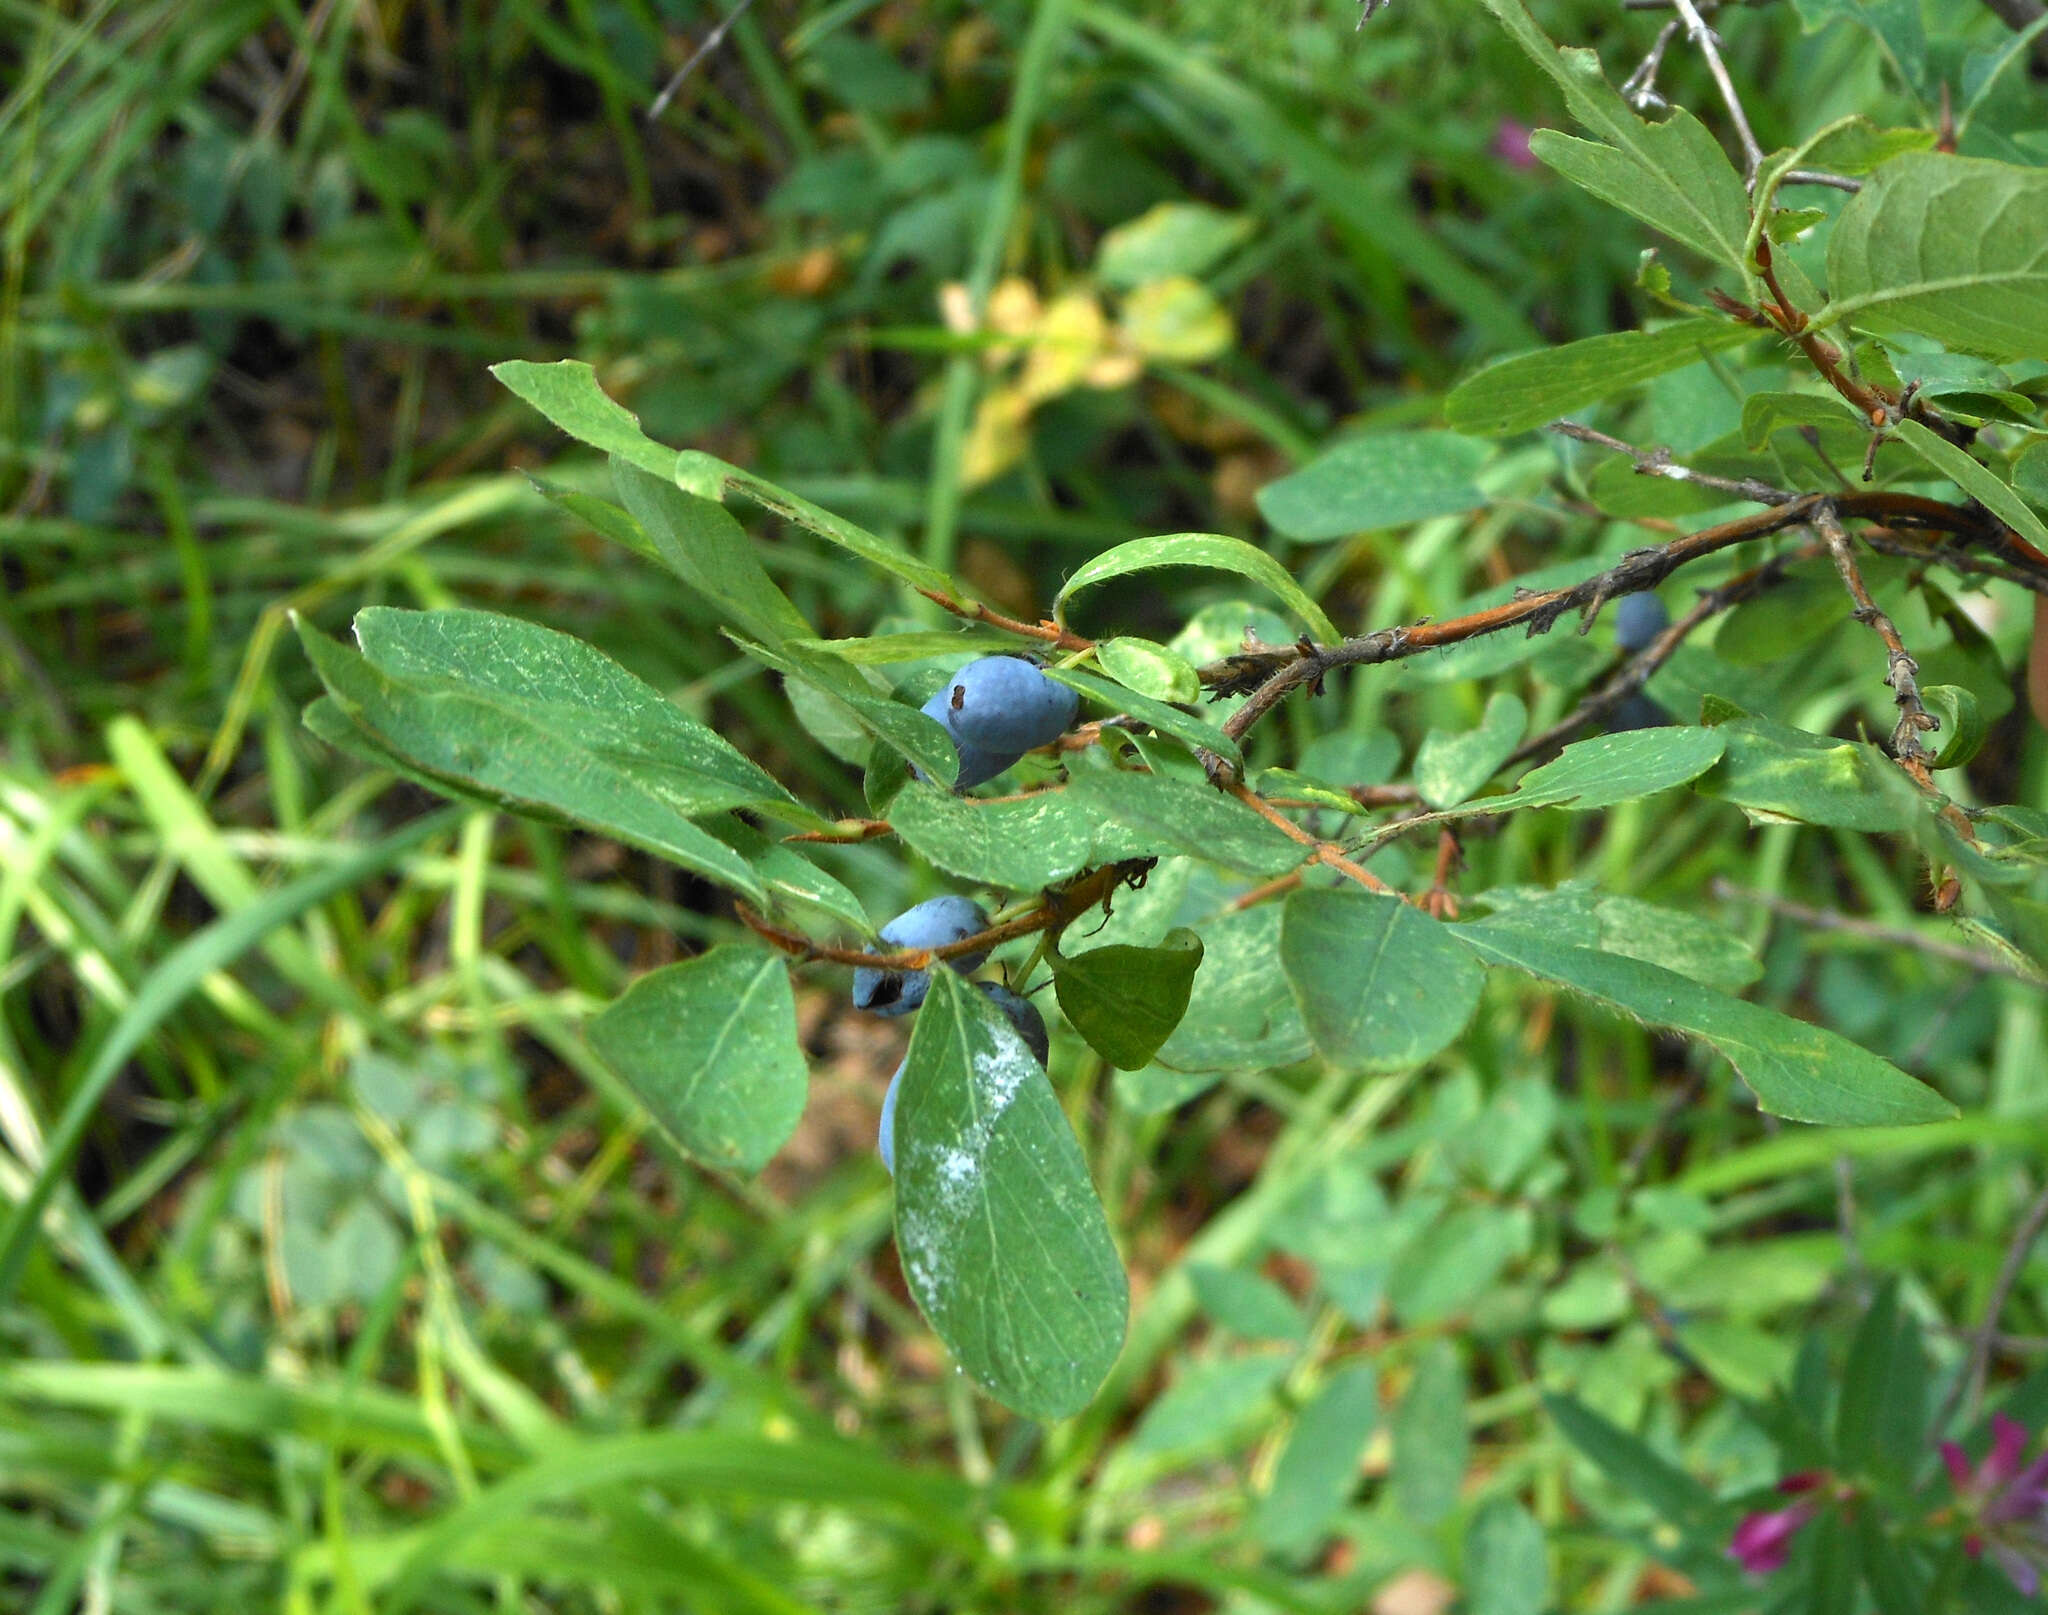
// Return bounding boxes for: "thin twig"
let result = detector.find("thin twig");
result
[1228,784,1394,894]
[1781,169,1863,193]
[1620,17,1683,110]
[737,858,1156,970]
[1507,545,1814,765]
[649,0,762,120]
[1709,881,2040,981]
[1550,420,1799,505]
[1814,502,1937,765]
[1861,531,2048,596]
[917,588,1097,653]
[1937,1178,2048,1434]
[1668,0,1767,183]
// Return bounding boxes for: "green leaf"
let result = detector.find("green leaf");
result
[1250,1363,1379,1553]
[1255,432,1489,541]
[892,970,1128,1421]
[1465,1499,1551,1615]
[1891,420,2048,555]
[1450,924,1956,1125]
[1415,692,1527,807]
[1055,532,1338,643]
[1279,888,1484,1071]
[1448,319,1754,437]
[2016,437,2048,512]
[1740,389,1865,449]
[1922,684,1986,771]
[611,460,816,650]
[1695,717,1921,831]
[1528,123,1750,269]
[1595,896,1762,994]
[1154,904,1315,1074]
[1186,1262,1308,1343]
[707,820,873,937]
[1835,1280,1928,1487]
[1389,1203,1532,1323]
[1043,664,1242,768]
[1095,636,1200,703]
[1825,153,2048,362]
[677,450,959,598]
[1504,726,1728,812]
[296,617,769,899]
[1053,929,1204,1070]
[1392,1341,1468,1525]
[735,637,963,787]
[1464,0,1750,267]
[1542,1393,1721,1533]
[1128,1353,1291,1457]
[791,630,1021,664]
[350,608,803,820]
[490,360,679,479]
[1062,767,1304,878]
[889,781,1162,891]
[586,947,807,1173]
[1097,202,1254,288]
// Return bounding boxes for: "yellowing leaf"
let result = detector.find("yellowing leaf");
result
[1119,275,1233,362]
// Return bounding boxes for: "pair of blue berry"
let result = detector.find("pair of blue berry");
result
[918,655,1079,790]
[1610,593,1672,731]
[850,895,1049,1173]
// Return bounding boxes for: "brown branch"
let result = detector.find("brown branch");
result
[1228,784,1394,894]
[1860,531,2048,596]
[737,858,1155,970]
[1507,544,1817,766]
[1814,502,1937,768]
[1754,239,1895,430]
[918,588,1096,653]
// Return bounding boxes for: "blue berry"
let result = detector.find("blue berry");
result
[879,1060,905,1174]
[918,688,1022,789]
[851,895,991,1016]
[931,656,1079,756]
[1613,593,1671,652]
[1609,693,1672,731]
[980,982,1051,1066]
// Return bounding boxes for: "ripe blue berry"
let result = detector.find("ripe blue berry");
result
[1613,592,1671,653]
[918,688,1022,789]
[932,656,1079,755]
[851,896,991,1016]
[879,1060,905,1174]
[980,982,1051,1066]
[1609,692,1672,731]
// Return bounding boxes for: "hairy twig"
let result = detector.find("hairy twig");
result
[1814,502,1937,766]
[1710,880,2042,982]
[1937,1178,2048,1434]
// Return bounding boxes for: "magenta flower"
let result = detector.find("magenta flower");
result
[1491,119,1538,171]
[1942,1413,2048,1596]
[1728,1472,1826,1575]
